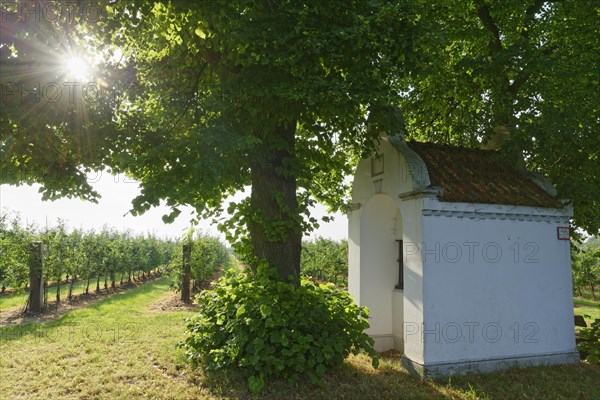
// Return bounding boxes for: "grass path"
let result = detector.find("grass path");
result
[1,278,599,399]
[0,278,211,399]
[0,275,155,312]
[573,291,600,326]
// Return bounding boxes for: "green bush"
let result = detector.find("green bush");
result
[578,316,600,365]
[179,266,378,392]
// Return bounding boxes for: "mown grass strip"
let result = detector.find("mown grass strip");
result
[1,278,599,400]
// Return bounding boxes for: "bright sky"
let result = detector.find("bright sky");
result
[0,173,348,242]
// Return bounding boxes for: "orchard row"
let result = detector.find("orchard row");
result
[0,212,228,303]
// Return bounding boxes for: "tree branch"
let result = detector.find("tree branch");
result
[508,69,531,95]
[166,62,207,135]
[509,1,562,94]
[197,44,242,80]
[521,0,546,39]
[199,46,221,69]
[476,1,503,54]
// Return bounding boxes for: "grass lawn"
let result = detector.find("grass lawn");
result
[0,279,93,312]
[0,289,29,311]
[573,291,600,326]
[0,274,154,312]
[1,278,599,399]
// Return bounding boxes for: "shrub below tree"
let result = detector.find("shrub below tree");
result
[578,317,600,365]
[178,265,378,392]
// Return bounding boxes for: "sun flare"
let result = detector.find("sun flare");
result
[63,56,92,80]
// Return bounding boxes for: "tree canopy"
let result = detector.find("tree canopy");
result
[572,236,600,299]
[399,0,599,233]
[1,0,598,283]
[2,0,416,283]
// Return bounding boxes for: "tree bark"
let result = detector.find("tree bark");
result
[181,243,192,303]
[27,241,45,312]
[56,276,61,303]
[248,121,302,286]
[68,277,76,300]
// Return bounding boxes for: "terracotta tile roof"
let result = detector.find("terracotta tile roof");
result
[407,141,563,208]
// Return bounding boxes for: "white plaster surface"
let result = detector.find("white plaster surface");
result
[348,135,577,375]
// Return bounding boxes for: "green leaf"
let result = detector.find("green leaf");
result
[194,28,206,39]
[586,354,599,364]
[260,304,272,317]
[248,375,265,393]
[236,304,246,317]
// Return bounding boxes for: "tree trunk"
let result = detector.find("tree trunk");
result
[96,274,101,293]
[27,242,45,312]
[181,243,192,303]
[85,275,90,294]
[43,280,48,307]
[591,284,597,300]
[68,277,76,300]
[248,122,302,286]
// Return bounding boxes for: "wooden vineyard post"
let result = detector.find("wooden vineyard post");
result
[27,241,45,312]
[181,243,192,303]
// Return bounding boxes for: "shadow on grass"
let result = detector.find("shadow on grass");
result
[574,297,600,309]
[442,362,600,400]
[176,351,600,400]
[182,352,448,400]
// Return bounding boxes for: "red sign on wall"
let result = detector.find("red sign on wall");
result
[557,227,570,240]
